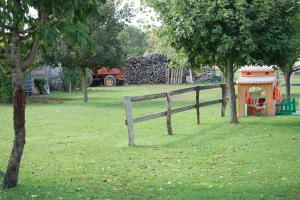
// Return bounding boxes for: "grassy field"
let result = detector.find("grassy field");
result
[0,82,300,200]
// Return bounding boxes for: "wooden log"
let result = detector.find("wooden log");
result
[196,86,200,124]
[221,84,227,117]
[124,96,135,146]
[166,92,173,135]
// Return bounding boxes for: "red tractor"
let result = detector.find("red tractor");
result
[90,68,125,87]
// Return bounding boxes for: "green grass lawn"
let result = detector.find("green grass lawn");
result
[0,83,300,200]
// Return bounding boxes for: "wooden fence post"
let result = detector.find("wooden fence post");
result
[196,86,200,124]
[165,68,170,84]
[124,96,135,146]
[166,92,173,135]
[170,69,173,84]
[221,84,227,117]
[180,69,184,83]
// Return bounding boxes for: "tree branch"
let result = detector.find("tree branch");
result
[21,37,39,70]
[19,8,70,38]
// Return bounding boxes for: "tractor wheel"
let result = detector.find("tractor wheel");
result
[104,75,117,87]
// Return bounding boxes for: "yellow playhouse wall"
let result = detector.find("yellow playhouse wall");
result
[237,83,276,117]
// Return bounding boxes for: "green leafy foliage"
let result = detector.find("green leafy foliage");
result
[34,78,47,94]
[147,0,299,69]
[119,25,148,57]
[145,29,191,69]
[59,67,82,92]
[0,73,12,103]
[43,0,128,70]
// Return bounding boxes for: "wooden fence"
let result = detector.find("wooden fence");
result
[124,84,227,146]
[165,68,184,84]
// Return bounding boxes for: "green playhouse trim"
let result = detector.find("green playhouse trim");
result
[275,98,296,115]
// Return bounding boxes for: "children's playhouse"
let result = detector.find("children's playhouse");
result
[237,66,281,117]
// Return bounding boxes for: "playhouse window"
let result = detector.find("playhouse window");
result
[265,72,269,75]
[245,87,267,116]
[247,72,251,75]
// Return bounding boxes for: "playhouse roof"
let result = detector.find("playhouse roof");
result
[237,76,276,84]
[239,65,274,72]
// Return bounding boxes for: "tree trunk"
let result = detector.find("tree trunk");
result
[69,80,72,93]
[81,67,88,103]
[284,70,292,99]
[3,67,26,189]
[226,61,238,123]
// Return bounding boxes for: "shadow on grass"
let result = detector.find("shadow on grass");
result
[245,117,300,128]
[0,180,299,200]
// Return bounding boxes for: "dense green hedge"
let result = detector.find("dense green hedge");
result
[0,72,12,103]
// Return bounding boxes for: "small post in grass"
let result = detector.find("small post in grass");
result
[221,84,227,117]
[196,86,200,124]
[166,92,173,135]
[124,96,135,146]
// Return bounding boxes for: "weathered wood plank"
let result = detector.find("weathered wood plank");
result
[172,104,196,114]
[196,86,200,124]
[198,84,221,90]
[170,86,196,96]
[130,92,167,102]
[170,69,174,84]
[130,84,222,102]
[132,111,167,124]
[165,68,170,84]
[124,96,135,146]
[166,92,173,135]
[180,69,184,83]
[199,99,222,107]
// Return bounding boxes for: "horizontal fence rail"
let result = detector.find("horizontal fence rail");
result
[124,84,227,146]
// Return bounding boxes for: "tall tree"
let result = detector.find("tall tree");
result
[119,25,148,57]
[0,0,105,189]
[258,1,300,99]
[147,0,299,123]
[248,0,300,99]
[46,0,128,103]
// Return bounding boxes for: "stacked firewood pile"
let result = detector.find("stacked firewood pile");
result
[125,54,168,84]
[125,54,218,84]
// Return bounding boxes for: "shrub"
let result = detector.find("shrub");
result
[34,78,47,94]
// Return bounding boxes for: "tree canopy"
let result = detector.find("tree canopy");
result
[147,0,300,122]
[42,0,129,102]
[0,0,106,189]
